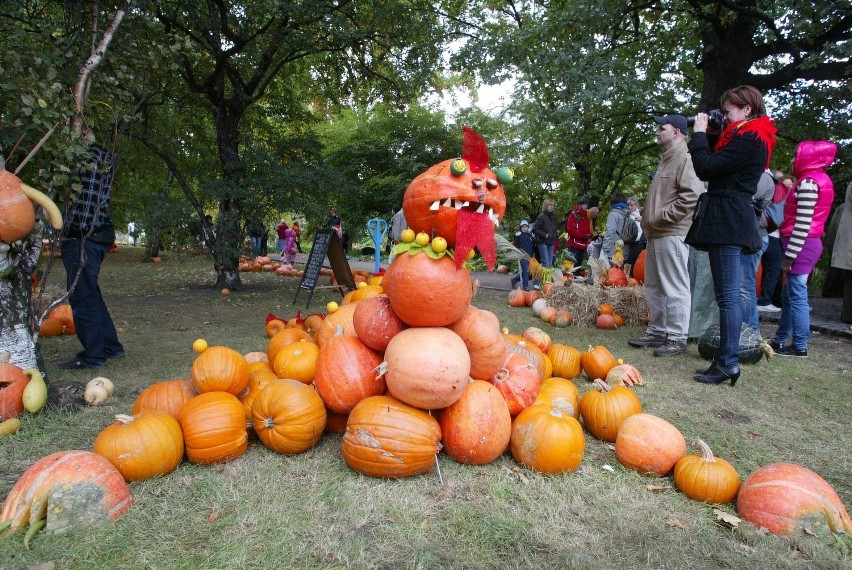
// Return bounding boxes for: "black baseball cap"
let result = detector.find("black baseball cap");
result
[653,114,688,135]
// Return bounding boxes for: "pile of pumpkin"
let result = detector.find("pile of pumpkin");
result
[3,236,851,543]
[37,304,76,338]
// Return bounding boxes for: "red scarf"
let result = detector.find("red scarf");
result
[713,115,777,168]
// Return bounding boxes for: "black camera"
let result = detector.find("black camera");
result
[687,109,725,131]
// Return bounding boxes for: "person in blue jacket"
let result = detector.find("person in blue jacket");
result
[511,220,536,290]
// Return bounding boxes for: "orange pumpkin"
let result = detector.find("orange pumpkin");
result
[316,301,359,346]
[598,303,615,315]
[615,413,686,476]
[604,266,629,287]
[93,412,184,481]
[265,319,287,338]
[553,309,573,327]
[251,379,327,454]
[578,379,643,442]
[0,356,30,421]
[191,346,250,395]
[178,392,248,464]
[605,363,644,386]
[736,463,852,535]
[314,325,384,414]
[267,328,313,362]
[38,318,65,337]
[131,379,197,418]
[382,251,473,327]
[673,439,740,504]
[581,345,617,380]
[381,327,470,410]
[632,249,646,283]
[546,344,582,379]
[503,335,549,380]
[342,395,442,478]
[272,340,319,384]
[439,380,511,465]
[596,314,617,329]
[47,304,75,334]
[508,289,527,307]
[0,170,36,244]
[448,305,507,380]
[0,450,132,534]
[535,377,580,418]
[352,295,407,352]
[510,399,585,474]
[489,353,540,416]
[521,326,552,353]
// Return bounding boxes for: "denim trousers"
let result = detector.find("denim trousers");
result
[537,242,554,267]
[250,236,262,257]
[739,236,768,330]
[567,246,586,269]
[758,235,783,306]
[708,245,742,369]
[61,238,124,366]
[511,258,532,290]
[774,272,811,351]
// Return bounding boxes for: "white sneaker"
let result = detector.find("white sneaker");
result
[757,304,781,313]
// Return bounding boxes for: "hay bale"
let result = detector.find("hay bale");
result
[547,282,648,327]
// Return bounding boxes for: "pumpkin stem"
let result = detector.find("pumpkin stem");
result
[114,414,135,425]
[592,378,612,392]
[492,368,509,383]
[0,351,10,363]
[695,439,717,462]
[0,520,12,533]
[23,518,46,550]
[373,361,388,379]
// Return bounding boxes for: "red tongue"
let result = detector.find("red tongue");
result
[455,208,497,270]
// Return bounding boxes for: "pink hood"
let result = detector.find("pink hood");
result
[792,140,837,179]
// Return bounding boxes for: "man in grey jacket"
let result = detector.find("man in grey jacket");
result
[628,115,704,356]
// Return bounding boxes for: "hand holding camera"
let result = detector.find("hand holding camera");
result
[687,109,725,133]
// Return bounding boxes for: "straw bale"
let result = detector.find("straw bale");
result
[547,282,648,327]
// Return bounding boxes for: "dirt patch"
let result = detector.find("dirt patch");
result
[715,409,752,424]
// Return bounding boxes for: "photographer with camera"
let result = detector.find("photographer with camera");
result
[686,85,777,387]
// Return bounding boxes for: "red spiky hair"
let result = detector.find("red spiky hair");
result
[462,126,489,173]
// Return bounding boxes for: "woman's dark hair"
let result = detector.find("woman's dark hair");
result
[720,85,766,118]
[610,192,627,206]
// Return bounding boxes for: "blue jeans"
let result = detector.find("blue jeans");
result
[758,236,783,306]
[740,236,768,330]
[708,245,742,369]
[537,243,554,267]
[510,259,532,290]
[773,273,810,351]
[61,238,124,366]
[250,236,262,257]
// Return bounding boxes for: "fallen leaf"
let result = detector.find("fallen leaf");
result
[501,465,529,485]
[208,506,219,523]
[606,444,616,452]
[646,484,671,492]
[666,519,686,529]
[714,508,741,527]
[602,464,615,473]
[421,519,430,530]
[803,528,816,536]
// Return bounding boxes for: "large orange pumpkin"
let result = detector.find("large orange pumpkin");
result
[131,379,197,418]
[352,295,407,352]
[510,399,585,474]
[438,380,511,465]
[615,413,686,476]
[546,344,582,379]
[251,379,327,454]
[342,395,442,478]
[489,352,540,416]
[535,377,580,418]
[191,346,250,395]
[382,251,473,327]
[178,392,248,464]
[632,249,646,283]
[0,170,36,244]
[402,128,507,268]
[314,325,384,414]
[578,379,643,442]
[0,450,132,534]
[93,412,185,481]
[448,305,507,380]
[736,463,852,535]
[381,327,470,410]
[316,301,359,347]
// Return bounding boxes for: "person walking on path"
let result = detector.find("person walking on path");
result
[292,222,303,253]
[510,220,536,291]
[388,205,408,264]
[627,115,703,357]
[58,128,125,370]
[275,219,289,255]
[830,182,852,323]
[564,197,595,269]
[531,198,558,267]
[769,141,838,357]
[687,85,777,386]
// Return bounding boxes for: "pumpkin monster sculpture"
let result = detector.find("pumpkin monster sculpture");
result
[403,126,511,269]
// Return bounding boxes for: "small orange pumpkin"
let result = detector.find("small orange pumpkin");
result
[546,344,581,379]
[615,413,686,476]
[251,379,327,454]
[510,399,585,474]
[191,346,250,395]
[673,439,740,504]
[581,345,617,380]
[578,379,642,442]
[93,412,184,481]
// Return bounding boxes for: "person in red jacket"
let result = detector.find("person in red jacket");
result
[564,197,594,268]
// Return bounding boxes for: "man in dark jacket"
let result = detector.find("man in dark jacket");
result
[511,220,536,290]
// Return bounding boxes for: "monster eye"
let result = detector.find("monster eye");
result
[496,166,514,185]
[472,178,484,189]
[486,178,498,189]
[450,159,468,176]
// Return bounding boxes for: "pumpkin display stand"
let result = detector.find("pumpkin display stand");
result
[547,283,648,327]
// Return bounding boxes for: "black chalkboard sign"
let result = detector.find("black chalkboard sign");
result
[293,229,356,307]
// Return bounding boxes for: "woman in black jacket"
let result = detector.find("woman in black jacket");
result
[531,198,558,267]
[687,85,776,386]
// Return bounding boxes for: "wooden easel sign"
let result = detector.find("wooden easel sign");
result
[293,229,356,308]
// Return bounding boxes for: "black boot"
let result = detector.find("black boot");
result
[694,363,740,387]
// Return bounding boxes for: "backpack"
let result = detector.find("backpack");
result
[619,210,639,244]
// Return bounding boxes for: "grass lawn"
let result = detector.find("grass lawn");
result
[2,246,851,569]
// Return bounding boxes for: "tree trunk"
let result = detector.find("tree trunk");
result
[0,231,45,373]
[211,103,246,290]
[698,15,760,110]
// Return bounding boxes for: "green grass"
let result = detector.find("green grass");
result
[2,246,851,569]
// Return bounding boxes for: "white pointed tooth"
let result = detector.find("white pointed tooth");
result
[461,201,470,208]
[443,198,453,207]
[475,203,486,214]
[430,200,440,211]
[453,200,464,210]
[494,218,500,228]
[489,207,495,219]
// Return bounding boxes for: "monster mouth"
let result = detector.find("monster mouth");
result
[428,199,501,227]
